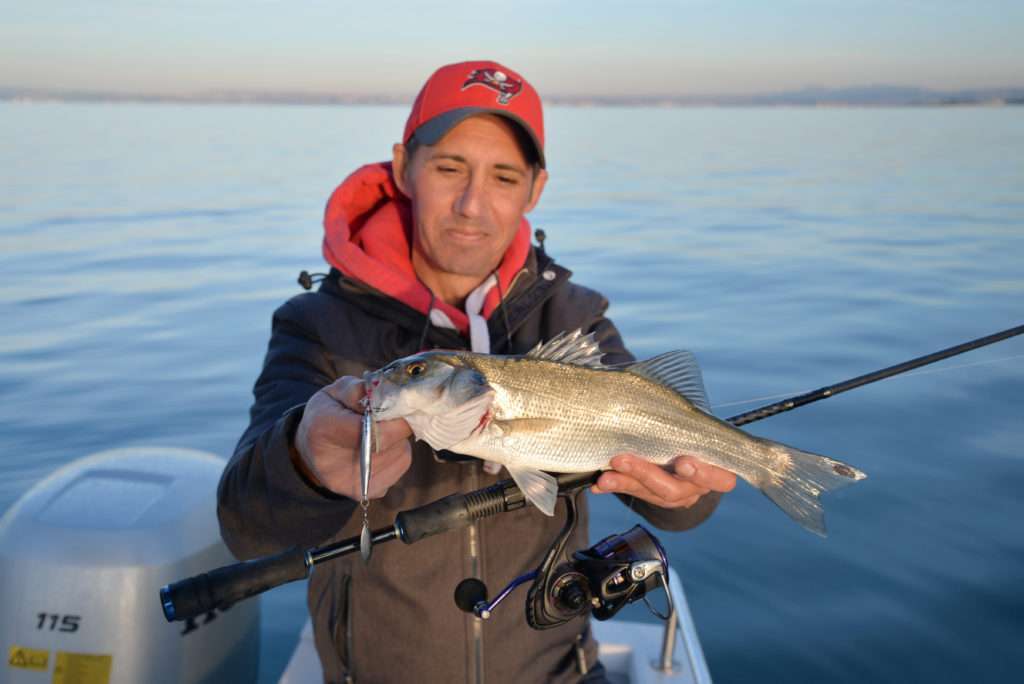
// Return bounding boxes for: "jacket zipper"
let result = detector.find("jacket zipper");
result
[338,574,355,684]
[468,464,484,684]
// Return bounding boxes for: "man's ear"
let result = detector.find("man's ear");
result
[392,143,412,198]
[524,168,549,213]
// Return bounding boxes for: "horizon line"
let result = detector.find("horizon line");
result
[3,84,1023,108]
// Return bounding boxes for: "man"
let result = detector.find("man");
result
[218,60,735,683]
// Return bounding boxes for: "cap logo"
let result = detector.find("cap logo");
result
[462,68,522,105]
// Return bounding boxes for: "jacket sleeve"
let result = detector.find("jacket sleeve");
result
[217,297,357,560]
[582,294,725,532]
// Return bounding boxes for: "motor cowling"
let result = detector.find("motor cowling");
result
[0,448,259,684]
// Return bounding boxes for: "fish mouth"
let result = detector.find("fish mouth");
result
[367,397,393,417]
[363,379,396,418]
[362,371,387,416]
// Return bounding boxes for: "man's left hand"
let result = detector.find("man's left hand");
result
[592,454,736,508]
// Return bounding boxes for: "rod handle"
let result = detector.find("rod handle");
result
[160,546,309,622]
[394,480,517,544]
[393,471,600,544]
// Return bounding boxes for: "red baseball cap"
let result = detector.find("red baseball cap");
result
[403,60,545,168]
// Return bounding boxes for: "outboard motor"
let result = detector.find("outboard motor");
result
[0,448,259,683]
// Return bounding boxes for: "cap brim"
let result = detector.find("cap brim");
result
[412,107,546,168]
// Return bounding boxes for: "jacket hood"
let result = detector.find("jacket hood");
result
[321,162,532,335]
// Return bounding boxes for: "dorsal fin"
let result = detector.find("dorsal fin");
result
[526,329,605,368]
[627,350,712,413]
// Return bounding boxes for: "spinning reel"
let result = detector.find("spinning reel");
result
[454,489,674,630]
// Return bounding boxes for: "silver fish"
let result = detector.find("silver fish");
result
[366,330,866,536]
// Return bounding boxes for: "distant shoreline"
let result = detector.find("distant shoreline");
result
[3,85,1023,108]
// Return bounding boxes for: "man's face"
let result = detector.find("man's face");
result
[393,115,547,287]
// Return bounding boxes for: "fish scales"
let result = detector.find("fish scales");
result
[462,354,774,483]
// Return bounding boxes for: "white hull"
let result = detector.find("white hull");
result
[279,572,711,684]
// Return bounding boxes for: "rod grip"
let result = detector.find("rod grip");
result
[395,481,517,544]
[160,546,309,622]
[395,492,475,544]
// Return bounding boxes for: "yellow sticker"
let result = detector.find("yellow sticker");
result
[52,652,112,684]
[8,645,50,670]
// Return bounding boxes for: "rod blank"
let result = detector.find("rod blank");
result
[726,323,1023,426]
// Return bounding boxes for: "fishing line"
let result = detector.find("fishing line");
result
[711,353,1024,411]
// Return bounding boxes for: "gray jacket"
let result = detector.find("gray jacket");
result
[217,248,721,683]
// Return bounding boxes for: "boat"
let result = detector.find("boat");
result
[1,447,712,683]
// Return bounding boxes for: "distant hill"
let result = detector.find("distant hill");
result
[546,85,1024,107]
[2,84,1022,107]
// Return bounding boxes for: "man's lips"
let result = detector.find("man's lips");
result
[445,227,490,242]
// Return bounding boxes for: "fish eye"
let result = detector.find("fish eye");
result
[406,361,427,377]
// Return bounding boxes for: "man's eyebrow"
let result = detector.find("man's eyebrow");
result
[428,153,467,163]
[427,153,526,174]
[493,163,527,175]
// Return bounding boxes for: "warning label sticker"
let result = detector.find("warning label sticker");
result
[53,651,112,684]
[8,645,50,670]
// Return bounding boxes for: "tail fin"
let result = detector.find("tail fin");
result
[758,443,866,537]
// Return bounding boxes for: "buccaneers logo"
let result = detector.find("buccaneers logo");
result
[462,68,523,105]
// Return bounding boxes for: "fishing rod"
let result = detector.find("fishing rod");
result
[162,467,672,629]
[160,322,1023,624]
[726,323,1024,426]
[163,472,601,620]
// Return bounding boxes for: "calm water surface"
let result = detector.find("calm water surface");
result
[2,103,1022,683]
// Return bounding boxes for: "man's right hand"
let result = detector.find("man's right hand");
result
[293,376,413,499]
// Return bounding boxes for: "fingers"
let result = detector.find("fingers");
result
[374,415,414,445]
[323,376,366,413]
[591,453,735,509]
[308,378,412,449]
[593,454,707,508]
[593,471,705,509]
[365,441,413,499]
[302,390,361,446]
[674,456,737,493]
[295,375,414,498]
[312,438,413,500]
[322,376,414,443]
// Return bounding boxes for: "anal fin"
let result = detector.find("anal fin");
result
[505,465,558,516]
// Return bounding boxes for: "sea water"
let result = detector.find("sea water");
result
[1,102,1022,683]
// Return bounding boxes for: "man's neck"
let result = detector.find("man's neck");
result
[412,256,490,309]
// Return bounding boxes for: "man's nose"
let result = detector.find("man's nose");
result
[454,174,486,218]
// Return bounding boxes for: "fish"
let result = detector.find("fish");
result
[364,330,866,536]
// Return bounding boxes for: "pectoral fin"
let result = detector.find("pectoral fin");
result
[405,390,494,451]
[494,417,560,435]
[505,465,558,516]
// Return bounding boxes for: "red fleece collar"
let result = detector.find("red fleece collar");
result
[321,162,531,336]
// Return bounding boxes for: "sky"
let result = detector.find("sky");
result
[2,1,1021,97]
